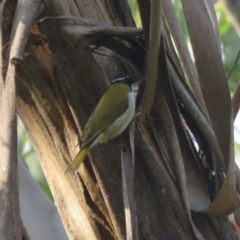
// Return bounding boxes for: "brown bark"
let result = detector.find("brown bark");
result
[0,64,21,240]
[0,0,22,239]
[15,1,196,237]
[1,0,239,239]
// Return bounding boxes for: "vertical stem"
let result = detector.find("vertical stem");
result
[0,2,21,238]
[140,0,162,117]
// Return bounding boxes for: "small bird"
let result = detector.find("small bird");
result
[67,74,136,171]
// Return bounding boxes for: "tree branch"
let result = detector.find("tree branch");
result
[0,1,22,239]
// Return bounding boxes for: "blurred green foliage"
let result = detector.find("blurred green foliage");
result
[18,119,52,199]
[215,3,240,91]
[128,0,141,27]
[19,0,240,197]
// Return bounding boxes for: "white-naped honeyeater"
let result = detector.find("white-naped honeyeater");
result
[67,73,136,172]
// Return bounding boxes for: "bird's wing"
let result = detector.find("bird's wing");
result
[81,83,130,147]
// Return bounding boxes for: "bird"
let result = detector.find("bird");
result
[67,73,136,172]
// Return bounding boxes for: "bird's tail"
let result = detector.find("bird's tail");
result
[66,146,90,173]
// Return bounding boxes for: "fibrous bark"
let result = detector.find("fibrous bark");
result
[1,0,239,239]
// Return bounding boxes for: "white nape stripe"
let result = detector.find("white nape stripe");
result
[112,77,126,82]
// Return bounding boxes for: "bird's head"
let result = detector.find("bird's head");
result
[111,73,134,87]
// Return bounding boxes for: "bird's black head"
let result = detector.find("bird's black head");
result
[111,73,134,87]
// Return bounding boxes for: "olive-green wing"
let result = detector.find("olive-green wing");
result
[81,83,130,147]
